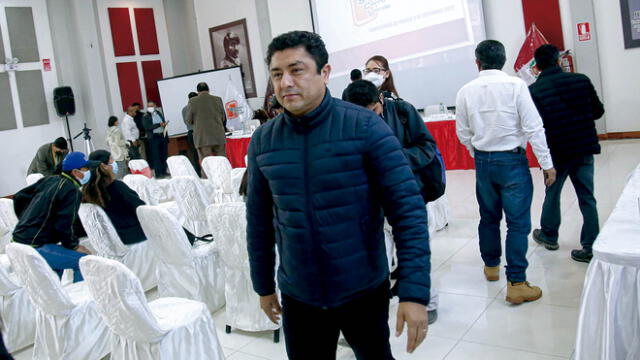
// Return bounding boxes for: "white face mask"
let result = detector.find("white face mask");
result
[363,72,385,88]
[147,107,155,113]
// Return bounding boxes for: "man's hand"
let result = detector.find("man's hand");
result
[133,140,140,146]
[160,122,167,127]
[75,245,92,255]
[259,293,282,324]
[396,301,428,353]
[543,167,557,187]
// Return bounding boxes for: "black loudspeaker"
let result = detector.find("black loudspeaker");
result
[53,86,76,116]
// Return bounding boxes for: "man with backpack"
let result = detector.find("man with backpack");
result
[345,79,444,324]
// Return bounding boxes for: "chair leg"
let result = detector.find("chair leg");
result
[273,328,280,343]
[225,325,231,334]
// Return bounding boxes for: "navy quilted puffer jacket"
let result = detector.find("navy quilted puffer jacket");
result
[246,89,431,308]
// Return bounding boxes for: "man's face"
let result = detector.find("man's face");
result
[225,40,240,59]
[52,145,67,156]
[269,47,331,117]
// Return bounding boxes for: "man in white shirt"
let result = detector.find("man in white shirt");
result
[456,40,556,305]
[121,106,141,160]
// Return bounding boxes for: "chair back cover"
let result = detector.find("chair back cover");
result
[5,243,75,315]
[129,159,152,178]
[78,203,129,258]
[202,156,233,194]
[167,155,199,178]
[169,176,209,236]
[0,198,18,231]
[137,205,200,300]
[26,173,44,186]
[79,256,165,342]
[123,174,161,205]
[0,263,18,296]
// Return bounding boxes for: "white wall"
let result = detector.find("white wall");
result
[593,0,640,133]
[482,0,525,75]
[163,0,202,75]
[267,0,313,37]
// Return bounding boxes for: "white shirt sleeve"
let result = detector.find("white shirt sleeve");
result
[516,81,553,170]
[455,89,474,158]
[121,116,135,142]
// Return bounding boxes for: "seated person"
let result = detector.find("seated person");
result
[83,150,147,245]
[27,137,69,176]
[13,152,97,282]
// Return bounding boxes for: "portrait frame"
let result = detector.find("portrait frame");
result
[209,18,257,97]
[620,0,640,49]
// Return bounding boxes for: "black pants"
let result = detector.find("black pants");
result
[149,134,168,176]
[282,280,394,360]
[0,330,13,360]
[187,130,201,176]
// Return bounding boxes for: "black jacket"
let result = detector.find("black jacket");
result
[529,66,604,162]
[102,180,146,245]
[12,173,82,249]
[143,110,166,137]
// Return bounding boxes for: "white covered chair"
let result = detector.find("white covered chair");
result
[206,202,280,341]
[137,205,225,313]
[5,243,110,360]
[0,198,18,254]
[201,156,242,203]
[78,203,157,291]
[428,194,450,233]
[26,173,44,186]
[123,174,183,224]
[167,155,199,178]
[79,256,224,360]
[169,176,212,237]
[0,262,36,353]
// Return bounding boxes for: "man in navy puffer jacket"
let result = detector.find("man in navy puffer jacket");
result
[247,31,430,359]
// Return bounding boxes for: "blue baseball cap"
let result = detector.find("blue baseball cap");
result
[62,152,101,171]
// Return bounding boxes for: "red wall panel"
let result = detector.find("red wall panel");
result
[141,60,163,106]
[116,62,142,111]
[134,8,160,55]
[108,8,135,57]
[521,0,565,50]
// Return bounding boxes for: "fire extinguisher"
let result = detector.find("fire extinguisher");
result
[560,50,575,73]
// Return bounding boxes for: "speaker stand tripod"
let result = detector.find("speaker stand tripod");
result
[73,123,95,155]
[64,113,74,152]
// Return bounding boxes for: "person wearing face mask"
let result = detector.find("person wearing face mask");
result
[12,152,98,283]
[27,137,69,176]
[364,55,400,99]
[142,101,169,178]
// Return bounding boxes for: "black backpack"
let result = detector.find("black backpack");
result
[395,101,446,203]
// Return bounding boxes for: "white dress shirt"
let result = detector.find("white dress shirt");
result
[121,114,139,143]
[455,69,553,170]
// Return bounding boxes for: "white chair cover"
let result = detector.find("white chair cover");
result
[202,156,242,203]
[0,198,18,253]
[206,202,279,332]
[0,263,36,353]
[169,176,211,237]
[5,243,110,360]
[123,174,183,224]
[79,256,224,360]
[137,205,225,313]
[25,173,44,186]
[78,203,157,291]
[231,167,246,196]
[167,155,199,178]
[129,159,153,178]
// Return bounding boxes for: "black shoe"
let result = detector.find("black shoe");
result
[571,249,593,263]
[428,309,438,325]
[533,229,559,251]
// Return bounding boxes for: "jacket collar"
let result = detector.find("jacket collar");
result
[283,88,333,130]
[61,172,81,188]
[478,69,507,77]
[537,66,563,79]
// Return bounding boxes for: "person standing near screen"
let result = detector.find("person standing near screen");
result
[185,82,228,161]
[182,91,201,176]
[142,101,169,178]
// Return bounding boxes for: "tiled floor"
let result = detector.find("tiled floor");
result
[12,139,640,359]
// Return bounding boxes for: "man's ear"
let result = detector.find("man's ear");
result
[321,64,332,85]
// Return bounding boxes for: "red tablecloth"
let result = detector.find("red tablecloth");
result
[226,136,252,168]
[425,120,540,170]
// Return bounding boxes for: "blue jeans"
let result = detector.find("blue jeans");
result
[36,244,87,283]
[540,155,598,250]
[475,150,532,283]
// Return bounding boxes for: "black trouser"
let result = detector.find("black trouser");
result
[0,330,13,360]
[187,130,201,176]
[128,143,141,160]
[149,133,168,176]
[282,280,394,360]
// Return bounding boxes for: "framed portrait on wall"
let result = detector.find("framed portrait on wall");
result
[620,0,640,49]
[209,19,257,98]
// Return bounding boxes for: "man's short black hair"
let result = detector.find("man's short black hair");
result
[475,40,506,70]
[108,116,118,127]
[350,69,362,81]
[132,102,141,107]
[197,82,209,92]
[53,137,68,150]
[344,80,380,108]
[266,31,328,74]
[534,44,560,71]
[188,92,198,99]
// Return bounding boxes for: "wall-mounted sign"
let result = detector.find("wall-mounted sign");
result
[577,22,591,42]
[42,58,51,72]
[620,0,640,49]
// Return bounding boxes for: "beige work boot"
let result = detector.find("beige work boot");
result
[483,266,500,281]
[506,281,542,305]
